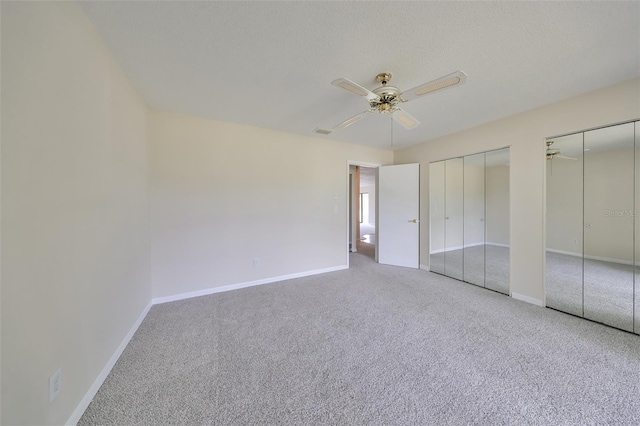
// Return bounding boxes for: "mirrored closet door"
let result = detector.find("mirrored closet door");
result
[429,147,510,294]
[445,158,464,280]
[429,161,446,275]
[463,153,485,287]
[546,120,639,334]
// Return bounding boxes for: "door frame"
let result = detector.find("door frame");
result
[346,160,381,267]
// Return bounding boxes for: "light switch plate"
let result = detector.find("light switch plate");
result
[50,368,62,402]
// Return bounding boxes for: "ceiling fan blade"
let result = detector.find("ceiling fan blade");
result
[331,78,379,101]
[392,108,420,129]
[333,111,371,130]
[402,70,467,102]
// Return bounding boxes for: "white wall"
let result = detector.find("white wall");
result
[394,78,640,303]
[149,111,392,299]
[1,2,151,425]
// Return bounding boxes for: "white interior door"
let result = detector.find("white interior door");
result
[378,163,420,268]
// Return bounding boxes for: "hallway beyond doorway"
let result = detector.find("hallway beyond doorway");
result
[358,222,375,259]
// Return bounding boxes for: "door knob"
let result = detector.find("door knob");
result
[408,219,420,223]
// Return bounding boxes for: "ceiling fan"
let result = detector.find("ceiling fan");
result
[546,140,577,161]
[326,70,468,132]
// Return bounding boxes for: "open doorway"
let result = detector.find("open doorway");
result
[347,163,378,265]
[347,162,420,269]
[357,167,377,259]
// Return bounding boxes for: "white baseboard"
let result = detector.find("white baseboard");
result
[546,248,636,266]
[152,265,349,305]
[429,242,483,254]
[429,242,509,254]
[546,248,580,257]
[511,292,544,307]
[487,242,509,248]
[66,301,152,426]
[420,264,430,271]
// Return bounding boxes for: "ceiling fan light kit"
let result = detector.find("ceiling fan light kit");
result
[327,70,467,132]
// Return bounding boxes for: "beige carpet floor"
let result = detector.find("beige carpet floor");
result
[80,253,640,425]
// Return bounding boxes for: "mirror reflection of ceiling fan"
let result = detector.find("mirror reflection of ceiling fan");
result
[322,70,467,133]
[546,140,577,160]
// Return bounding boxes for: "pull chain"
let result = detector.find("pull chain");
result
[390,115,394,148]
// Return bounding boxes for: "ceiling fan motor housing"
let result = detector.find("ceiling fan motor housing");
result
[370,85,402,113]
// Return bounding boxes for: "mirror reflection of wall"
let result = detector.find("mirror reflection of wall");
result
[485,149,510,294]
[429,162,445,275]
[545,133,584,317]
[636,121,640,335]
[545,120,639,335]
[463,153,485,287]
[429,147,510,295]
[445,158,464,280]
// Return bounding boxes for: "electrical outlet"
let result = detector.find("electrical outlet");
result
[50,368,62,403]
[253,258,259,267]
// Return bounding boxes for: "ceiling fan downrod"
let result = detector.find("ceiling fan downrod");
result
[376,72,392,86]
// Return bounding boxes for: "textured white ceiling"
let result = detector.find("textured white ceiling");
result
[79,1,640,150]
